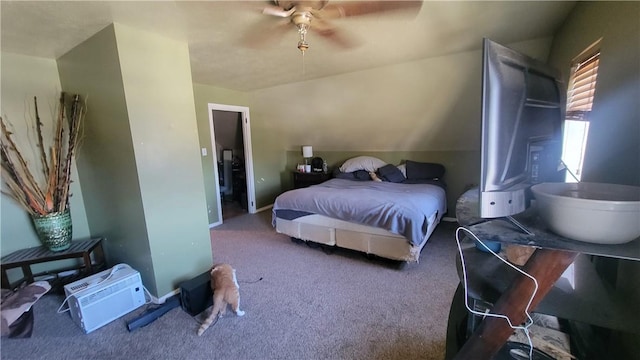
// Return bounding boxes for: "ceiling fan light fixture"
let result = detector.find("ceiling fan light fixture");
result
[292,11,313,53]
[297,23,310,52]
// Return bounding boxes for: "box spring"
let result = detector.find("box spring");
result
[275,212,441,262]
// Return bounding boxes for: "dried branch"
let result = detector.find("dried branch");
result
[45,146,57,212]
[59,94,84,212]
[0,93,85,216]
[0,139,46,215]
[34,96,50,178]
[0,118,47,209]
[51,93,65,210]
[0,119,44,200]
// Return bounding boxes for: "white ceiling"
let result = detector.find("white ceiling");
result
[1,1,577,92]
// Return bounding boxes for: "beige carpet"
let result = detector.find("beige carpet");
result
[0,211,460,360]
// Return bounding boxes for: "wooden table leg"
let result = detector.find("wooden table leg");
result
[1,269,10,289]
[454,248,579,359]
[82,252,92,274]
[22,265,34,284]
[93,240,105,268]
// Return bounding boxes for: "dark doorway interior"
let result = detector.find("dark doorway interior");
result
[213,110,247,220]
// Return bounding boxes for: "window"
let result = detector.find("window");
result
[562,49,600,182]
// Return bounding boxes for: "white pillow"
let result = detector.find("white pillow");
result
[339,156,387,173]
[396,164,406,177]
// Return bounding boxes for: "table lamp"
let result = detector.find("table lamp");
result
[302,145,313,172]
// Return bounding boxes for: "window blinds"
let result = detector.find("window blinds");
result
[566,52,600,120]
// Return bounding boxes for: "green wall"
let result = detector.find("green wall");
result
[547,2,640,356]
[190,38,554,216]
[0,53,91,257]
[56,24,156,292]
[57,24,211,297]
[247,37,553,210]
[115,24,212,295]
[548,1,639,187]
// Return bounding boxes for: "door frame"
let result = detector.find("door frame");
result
[207,103,256,227]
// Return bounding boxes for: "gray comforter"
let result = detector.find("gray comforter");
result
[272,178,447,245]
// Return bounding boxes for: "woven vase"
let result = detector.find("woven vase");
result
[32,209,73,252]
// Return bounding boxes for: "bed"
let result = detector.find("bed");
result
[272,157,448,262]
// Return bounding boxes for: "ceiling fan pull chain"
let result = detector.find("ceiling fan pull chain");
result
[297,20,308,77]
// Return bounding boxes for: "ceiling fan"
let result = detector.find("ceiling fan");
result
[249,0,423,53]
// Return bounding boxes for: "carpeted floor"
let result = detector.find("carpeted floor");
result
[1,211,460,360]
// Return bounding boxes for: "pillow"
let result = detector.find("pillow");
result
[376,164,406,183]
[333,168,355,180]
[353,170,372,181]
[339,156,387,173]
[333,169,372,181]
[396,164,406,178]
[405,160,445,180]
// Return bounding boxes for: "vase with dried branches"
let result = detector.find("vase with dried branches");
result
[1,92,85,251]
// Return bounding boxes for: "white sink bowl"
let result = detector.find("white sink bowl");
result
[531,182,640,244]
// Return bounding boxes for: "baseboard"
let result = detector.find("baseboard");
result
[148,288,181,305]
[256,204,273,213]
[209,204,271,228]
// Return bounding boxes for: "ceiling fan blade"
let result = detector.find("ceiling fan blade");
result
[262,4,296,17]
[320,0,423,19]
[240,18,292,49]
[311,19,360,49]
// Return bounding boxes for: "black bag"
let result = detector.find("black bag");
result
[311,157,324,173]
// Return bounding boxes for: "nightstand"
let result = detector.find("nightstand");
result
[292,171,331,189]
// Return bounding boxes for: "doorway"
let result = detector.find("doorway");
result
[208,103,256,226]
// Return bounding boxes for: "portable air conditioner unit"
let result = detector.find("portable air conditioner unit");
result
[63,264,146,333]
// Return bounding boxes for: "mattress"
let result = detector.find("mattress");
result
[272,177,447,262]
[273,178,447,246]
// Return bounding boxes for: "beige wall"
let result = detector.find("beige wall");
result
[0,53,90,257]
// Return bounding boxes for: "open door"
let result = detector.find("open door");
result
[207,103,256,227]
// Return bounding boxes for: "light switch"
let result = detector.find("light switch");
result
[201,148,207,156]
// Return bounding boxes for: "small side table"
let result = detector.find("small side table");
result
[1,237,105,291]
[292,171,331,189]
